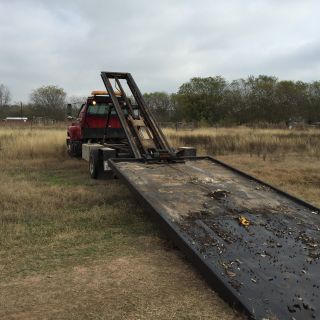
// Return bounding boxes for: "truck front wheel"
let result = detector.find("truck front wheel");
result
[67,140,82,158]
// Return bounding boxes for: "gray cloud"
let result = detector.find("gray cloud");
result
[0,0,319,102]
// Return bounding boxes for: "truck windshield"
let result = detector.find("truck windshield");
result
[87,102,133,117]
[87,103,116,116]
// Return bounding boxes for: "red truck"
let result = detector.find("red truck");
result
[66,90,126,157]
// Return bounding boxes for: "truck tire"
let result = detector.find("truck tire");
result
[68,141,82,158]
[89,149,100,179]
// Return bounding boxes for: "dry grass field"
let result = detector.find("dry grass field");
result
[0,127,242,320]
[164,127,320,158]
[0,125,319,319]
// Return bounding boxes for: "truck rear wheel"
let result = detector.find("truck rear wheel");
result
[89,149,99,179]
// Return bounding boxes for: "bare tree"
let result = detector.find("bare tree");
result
[30,85,66,109]
[143,92,175,122]
[67,95,87,113]
[30,85,66,120]
[0,84,11,107]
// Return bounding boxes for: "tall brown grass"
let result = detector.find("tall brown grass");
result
[164,126,320,158]
[0,127,66,160]
[1,126,319,161]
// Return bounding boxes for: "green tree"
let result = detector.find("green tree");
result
[307,81,320,122]
[274,80,307,122]
[145,75,320,125]
[244,75,278,122]
[176,76,227,124]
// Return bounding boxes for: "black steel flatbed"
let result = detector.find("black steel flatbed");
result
[109,156,320,320]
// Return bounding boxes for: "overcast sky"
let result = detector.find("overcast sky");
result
[0,0,320,102]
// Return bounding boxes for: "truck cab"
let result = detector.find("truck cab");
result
[67,90,126,157]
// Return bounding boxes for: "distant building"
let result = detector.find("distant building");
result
[4,117,28,122]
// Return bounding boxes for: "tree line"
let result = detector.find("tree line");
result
[0,84,83,121]
[144,75,320,125]
[1,75,320,124]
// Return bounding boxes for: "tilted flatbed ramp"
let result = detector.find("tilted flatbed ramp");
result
[109,157,320,320]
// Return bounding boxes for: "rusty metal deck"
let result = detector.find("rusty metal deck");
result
[109,157,320,320]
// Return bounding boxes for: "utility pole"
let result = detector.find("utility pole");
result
[20,102,23,118]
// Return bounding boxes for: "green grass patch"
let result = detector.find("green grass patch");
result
[0,158,161,281]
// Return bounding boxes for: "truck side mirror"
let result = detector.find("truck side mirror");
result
[67,103,72,117]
